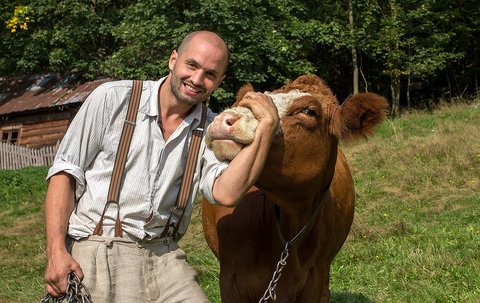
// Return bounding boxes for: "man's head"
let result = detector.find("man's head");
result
[168,31,229,106]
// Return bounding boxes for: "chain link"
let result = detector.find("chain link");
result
[258,241,290,303]
[40,272,93,303]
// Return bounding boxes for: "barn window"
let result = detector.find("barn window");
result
[1,129,20,145]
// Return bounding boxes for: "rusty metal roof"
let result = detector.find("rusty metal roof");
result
[0,74,110,115]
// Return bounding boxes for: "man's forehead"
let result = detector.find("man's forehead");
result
[181,42,228,73]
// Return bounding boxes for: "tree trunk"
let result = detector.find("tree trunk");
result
[349,0,359,95]
[407,75,411,109]
[390,0,400,118]
[390,75,400,118]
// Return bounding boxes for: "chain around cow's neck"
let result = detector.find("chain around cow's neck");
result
[258,177,333,303]
[274,177,333,247]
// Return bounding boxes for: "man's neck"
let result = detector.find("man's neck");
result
[157,77,196,140]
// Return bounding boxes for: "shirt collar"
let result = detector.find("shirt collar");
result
[138,77,164,117]
[138,76,204,127]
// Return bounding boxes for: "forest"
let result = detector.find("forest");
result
[1,0,479,115]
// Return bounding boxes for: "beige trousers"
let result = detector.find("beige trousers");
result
[69,235,210,303]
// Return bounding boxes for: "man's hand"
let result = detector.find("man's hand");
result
[237,91,279,137]
[45,248,83,297]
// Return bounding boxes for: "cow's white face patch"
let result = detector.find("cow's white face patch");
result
[265,90,311,119]
[206,90,312,160]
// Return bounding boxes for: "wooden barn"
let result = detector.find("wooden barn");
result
[0,74,108,149]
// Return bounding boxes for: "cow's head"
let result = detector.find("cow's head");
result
[206,75,388,194]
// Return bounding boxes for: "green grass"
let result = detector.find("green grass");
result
[330,102,480,302]
[0,167,49,302]
[1,101,479,302]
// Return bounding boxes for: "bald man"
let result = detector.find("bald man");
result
[43,31,279,302]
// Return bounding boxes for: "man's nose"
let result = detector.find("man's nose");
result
[190,70,204,85]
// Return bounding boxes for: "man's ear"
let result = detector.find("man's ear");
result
[168,50,178,71]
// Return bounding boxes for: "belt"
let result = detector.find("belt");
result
[68,234,175,248]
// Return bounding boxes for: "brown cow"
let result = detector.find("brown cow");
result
[202,74,388,303]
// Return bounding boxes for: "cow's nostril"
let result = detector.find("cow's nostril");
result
[224,115,240,127]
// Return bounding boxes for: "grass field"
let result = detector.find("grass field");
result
[0,100,479,302]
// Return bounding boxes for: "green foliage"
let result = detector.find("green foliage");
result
[102,0,187,79]
[1,0,479,109]
[1,0,127,76]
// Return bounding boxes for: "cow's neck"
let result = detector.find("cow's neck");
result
[265,145,338,243]
[273,173,333,245]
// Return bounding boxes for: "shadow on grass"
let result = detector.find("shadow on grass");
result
[331,291,374,303]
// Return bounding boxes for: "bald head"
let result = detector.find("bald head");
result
[177,31,230,74]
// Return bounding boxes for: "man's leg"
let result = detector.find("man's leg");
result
[70,236,209,303]
[145,241,210,303]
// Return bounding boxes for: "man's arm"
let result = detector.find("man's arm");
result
[212,92,279,207]
[44,172,83,297]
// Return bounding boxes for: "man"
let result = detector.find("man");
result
[44,31,279,302]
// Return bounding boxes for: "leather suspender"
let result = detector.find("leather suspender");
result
[93,79,208,239]
[93,80,143,237]
[161,103,207,240]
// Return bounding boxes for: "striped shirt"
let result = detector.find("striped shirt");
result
[47,78,228,240]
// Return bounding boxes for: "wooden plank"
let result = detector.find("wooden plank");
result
[20,119,69,148]
[22,119,69,134]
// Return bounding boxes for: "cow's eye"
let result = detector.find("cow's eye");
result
[301,108,317,116]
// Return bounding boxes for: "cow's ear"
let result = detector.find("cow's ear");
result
[235,82,254,103]
[335,93,388,142]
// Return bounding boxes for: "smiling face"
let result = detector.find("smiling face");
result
[168,33,228,106]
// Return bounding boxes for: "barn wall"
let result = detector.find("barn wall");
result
[1,109,77,149]
[20,118,70,148]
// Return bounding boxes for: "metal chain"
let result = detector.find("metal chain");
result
[40,272,93,303]
[256,179,333,302]
[258,241,291,303]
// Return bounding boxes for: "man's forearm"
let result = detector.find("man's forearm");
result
[45,173,76,256]
[212,122,276,207]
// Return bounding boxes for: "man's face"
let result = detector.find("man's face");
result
[169,38,227,106]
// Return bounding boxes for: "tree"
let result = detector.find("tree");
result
[356,0,465,115]
[1,0,129,77]
[1,2,34,75]
[105,0,320,109]
[1,0,479,110]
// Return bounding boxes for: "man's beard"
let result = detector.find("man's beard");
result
[170,71,206,106]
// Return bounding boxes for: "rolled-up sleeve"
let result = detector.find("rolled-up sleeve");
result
[47,84,109,200]
[199,142,229,205]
